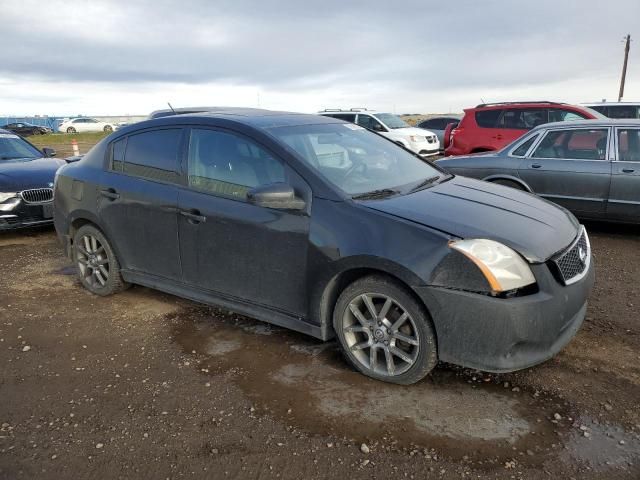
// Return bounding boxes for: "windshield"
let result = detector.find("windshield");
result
[0,133,42,160]
[270,123,444,196]
[374,113,410,129]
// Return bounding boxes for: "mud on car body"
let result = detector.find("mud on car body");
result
[53,109,594,384]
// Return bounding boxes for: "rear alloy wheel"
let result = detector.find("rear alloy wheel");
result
[67,127,76,133]
[73,225,129,296]
[334,276,437,384]
[104,125,113,132]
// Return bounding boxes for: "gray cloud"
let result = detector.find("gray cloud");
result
[1,0,639,111]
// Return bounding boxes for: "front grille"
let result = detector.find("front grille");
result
[20,188,53,204]
[551,227,590,285]
[426,135,436,143]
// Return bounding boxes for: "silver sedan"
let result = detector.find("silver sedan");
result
[436,119,640,223]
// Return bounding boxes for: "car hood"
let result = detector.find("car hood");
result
[360,176,579,263]
[392,127,436,137]
[0,157,65,191]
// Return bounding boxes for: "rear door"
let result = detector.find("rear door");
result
[608,127,640,220]
[518,127,612,217]
[98,128,184,281]
[177,127,311,316]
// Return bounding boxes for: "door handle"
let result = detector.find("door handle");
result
[180,210,206,224]
[622,168,635,173]
[100,188,120,200]
[531,163,542,169]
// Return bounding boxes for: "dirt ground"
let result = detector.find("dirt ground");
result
[0,223,639,480]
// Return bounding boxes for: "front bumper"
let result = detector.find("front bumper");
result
[0,200,54,230]
[416,259,594,373]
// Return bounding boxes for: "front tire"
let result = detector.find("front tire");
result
[67,127,76,133]
[104,125,113,132]
[73,225,129,296]
[333,275,438,384]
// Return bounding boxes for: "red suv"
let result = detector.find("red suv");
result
[444,101,602,156]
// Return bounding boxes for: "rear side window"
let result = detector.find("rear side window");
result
[123,129,182,182]
[608,105,639,119]
[356,115,384,131]
[325,114,356,122]
[511,134,539,157]
[475,109,503,128]
[548,109,588,122]
[111,138,126,172]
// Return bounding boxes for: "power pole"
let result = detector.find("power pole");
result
[618,34,631,102]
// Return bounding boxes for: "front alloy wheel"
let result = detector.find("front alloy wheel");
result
[334,276,437,384]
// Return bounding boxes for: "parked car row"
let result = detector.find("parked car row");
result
[1,122,53,136]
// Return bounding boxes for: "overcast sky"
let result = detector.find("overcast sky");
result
[2,0,639,116]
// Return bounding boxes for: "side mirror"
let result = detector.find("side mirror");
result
[42,147,56,157]
[247,183,306,211]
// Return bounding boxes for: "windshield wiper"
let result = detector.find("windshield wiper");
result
[409,176,440,192]
[352,188,400,200]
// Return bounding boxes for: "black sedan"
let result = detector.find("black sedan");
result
[2,122,53,136]
[0,129,63,229]
[53,109,594,384]
[437,119,640,223]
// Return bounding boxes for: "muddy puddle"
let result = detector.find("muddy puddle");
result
[169,307,640,469]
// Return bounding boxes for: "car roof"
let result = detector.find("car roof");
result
[318,109,386,115]
[121,108,343,132]
[532,119,640,130]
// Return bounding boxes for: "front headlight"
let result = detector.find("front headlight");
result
[409,135,424,142]
[449,239,535,293]
[0,192,18,203]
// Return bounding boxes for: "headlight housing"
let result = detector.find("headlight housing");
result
[0,192,18,203]
[449,239,535,293]
[409,135,424,143]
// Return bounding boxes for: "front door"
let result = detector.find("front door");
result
[608,127,640,221]
[98,128,184,281]
[518,127,612,217]
[177,127,311,317]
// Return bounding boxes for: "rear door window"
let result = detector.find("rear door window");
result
[356,114,384,131]
[532,128,609,160]
[123,128,183,183]
[475,109,503,128]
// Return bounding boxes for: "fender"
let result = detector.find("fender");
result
[308,255,429,339]
[482,174,532,192]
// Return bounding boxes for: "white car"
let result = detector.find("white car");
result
[58,118,117,134]
[319,109,440,157]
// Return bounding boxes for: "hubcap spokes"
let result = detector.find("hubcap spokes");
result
[77,234,109,288]
[343,293,419,376]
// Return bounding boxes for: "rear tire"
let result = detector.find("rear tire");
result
[73,224,129,296]
[67,127,76,134]
[104,125,113,132]
[333,275,438,384]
